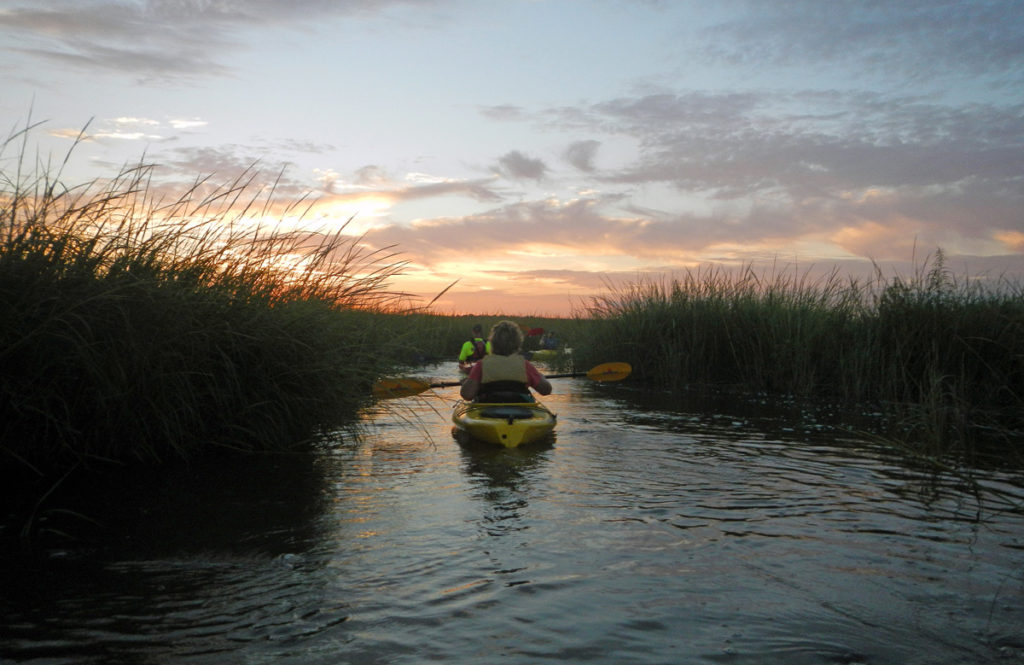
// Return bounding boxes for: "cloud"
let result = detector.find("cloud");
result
[133,145,312,207]
[47,116,189,144]
[995,231,1024,253]
[495,150,548,180]
[565,140,601,172]
[311,170,503,215]
[479,104,528,121]
[487,87,1023,266]
[360,197,723,271]
[314,168,340,193]
[582,90,1024,194]
[0,0,431,80]
[352,167,1022,282]
[353,165,392,187]
[698,0,1024,88]
[828,219,922,261]
[163,145,275,180]
[0,2,235,80]
[169,118,208,130]
[47,127,95,141]
[386,178,503,204]
[594,92,761,136]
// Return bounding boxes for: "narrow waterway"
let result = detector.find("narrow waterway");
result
[2,365,1023,664]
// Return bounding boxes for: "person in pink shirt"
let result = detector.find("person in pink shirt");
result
[460,320,552,403]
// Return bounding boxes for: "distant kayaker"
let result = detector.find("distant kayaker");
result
[458,324,490,373]
[460,320,552,402]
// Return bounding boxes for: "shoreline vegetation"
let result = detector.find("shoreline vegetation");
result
[1,127,414,480]
[571,258,1024,468]
[3,127,1022,492]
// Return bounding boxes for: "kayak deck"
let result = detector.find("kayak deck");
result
[452,400,556,447]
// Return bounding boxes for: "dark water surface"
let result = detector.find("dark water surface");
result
[3,367,1024,664]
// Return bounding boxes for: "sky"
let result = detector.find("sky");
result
[1,0,1022,316]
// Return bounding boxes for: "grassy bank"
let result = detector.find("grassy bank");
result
[572,258,1024,465]
[1,131,410,479]
[374,313,573,366]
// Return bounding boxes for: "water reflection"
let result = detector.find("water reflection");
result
[2,380,1023,664]
[456,431,553,491]
[0,443,353,663]
[455,432,553,538]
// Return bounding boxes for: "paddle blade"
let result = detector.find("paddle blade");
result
[585,362,632,382]
[372,377,431,399]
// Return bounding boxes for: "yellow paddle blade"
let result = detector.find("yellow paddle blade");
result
[585,362,632,382]
[372,377,432,399]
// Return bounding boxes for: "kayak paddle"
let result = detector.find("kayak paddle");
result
[372,361,631,399]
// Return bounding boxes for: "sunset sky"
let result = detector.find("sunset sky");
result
[2,0,1022,316]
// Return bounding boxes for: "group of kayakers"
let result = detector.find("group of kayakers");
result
[457,321,552,403]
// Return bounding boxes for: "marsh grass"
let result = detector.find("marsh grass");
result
[1,127,410,477]
[370,313,572,366]
[577,256,1024,465]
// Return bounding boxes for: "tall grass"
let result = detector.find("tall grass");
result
[368,313,573,366]
[576,256,1024,465]
[1,127,410,476]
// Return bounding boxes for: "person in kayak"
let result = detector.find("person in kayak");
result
[457,324,489,371]
[460,320,552,402]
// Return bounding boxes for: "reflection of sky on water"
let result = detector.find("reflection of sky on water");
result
[2,375,1022,663]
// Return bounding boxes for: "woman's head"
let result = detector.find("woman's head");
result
[489,320,523,355]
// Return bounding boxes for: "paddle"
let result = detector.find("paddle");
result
[372,361,631,399]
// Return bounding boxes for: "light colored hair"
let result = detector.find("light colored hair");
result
[488,320,523,356]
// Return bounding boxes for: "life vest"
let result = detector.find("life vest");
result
[480,354,527,383]
[477,354,532,403]
[467,337,487,362]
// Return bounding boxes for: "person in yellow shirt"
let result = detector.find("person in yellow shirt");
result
[457,324,490,373]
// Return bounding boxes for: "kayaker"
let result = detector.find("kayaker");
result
[460,320,552,402]
[457,324,490,372]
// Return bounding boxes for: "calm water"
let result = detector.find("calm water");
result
[2,365,1023,664]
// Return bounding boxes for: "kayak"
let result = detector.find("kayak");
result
[528,349,558,361]
[452,401,556,447]
[451,400,556,448]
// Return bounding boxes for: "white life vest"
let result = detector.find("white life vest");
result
[480,354,527,384]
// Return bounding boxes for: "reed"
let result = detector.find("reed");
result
[576,257,1024,464]
[369,313,573,366]
[1,127,409,476]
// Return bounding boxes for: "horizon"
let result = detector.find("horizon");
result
[2,1,1021,317]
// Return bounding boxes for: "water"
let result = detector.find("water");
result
[2,368,1023,664]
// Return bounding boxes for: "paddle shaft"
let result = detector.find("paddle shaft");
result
[541,371,589,380]
[427,370,587,389]
[373,362,630,399]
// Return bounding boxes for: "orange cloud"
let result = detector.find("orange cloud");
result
[993,230,1024,253]
[829,219,922,260]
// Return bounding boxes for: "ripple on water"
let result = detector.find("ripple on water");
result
[3,377,1023,664]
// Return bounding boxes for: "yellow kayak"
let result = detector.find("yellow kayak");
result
[451,401,557,447]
